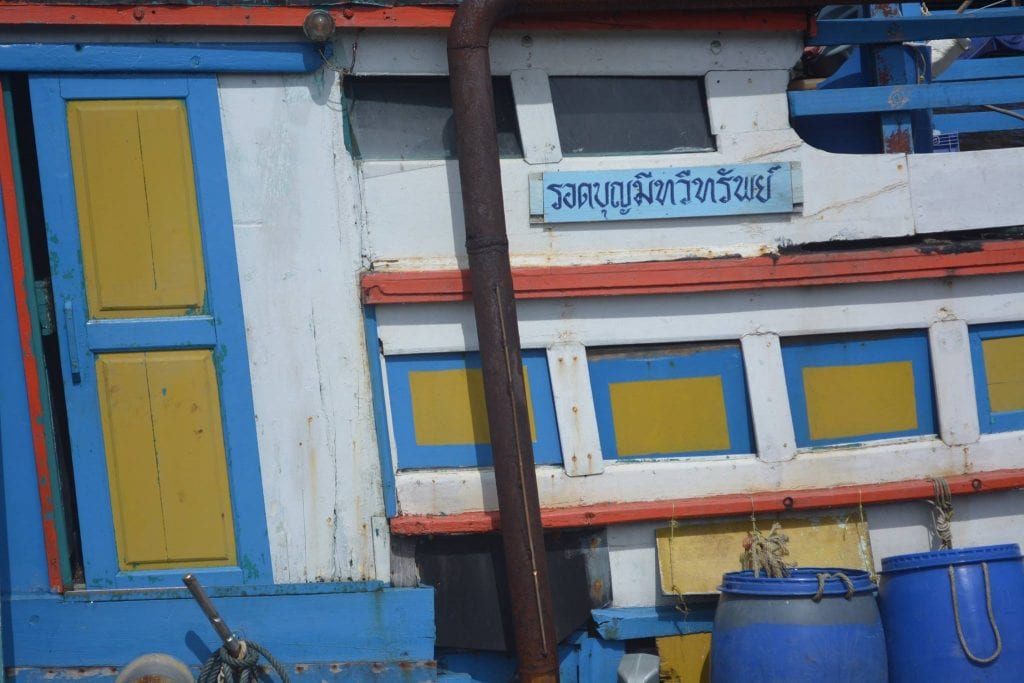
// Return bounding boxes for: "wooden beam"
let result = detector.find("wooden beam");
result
[362,239,1024,304]
[389,468,1024,535]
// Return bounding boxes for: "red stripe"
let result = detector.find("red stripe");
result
[390,468,1024,535]
[0,83,64,591]
[363,240,1024,304]
[0,4,808,31]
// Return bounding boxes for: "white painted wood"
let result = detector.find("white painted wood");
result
[511,69,562,165]
[606,523,677,607]
[929,319,981,447]
[741,334,797,463]
[395,430,1024,516]
[911,147,1024,233]
[336,29,803,77]
[376,274,1024,354]
[705,70,791,134]
[220,73,385,583]
[547,343,604,476]
[370,515,391,583]
[360,131,912,271]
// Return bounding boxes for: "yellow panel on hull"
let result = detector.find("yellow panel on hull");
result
[803,361,917,440]
[67,99,206,318]
[655,514,874,595]
[409,367,536,446]
[609,376,730,456]
[97,351,236,570]
[657,633,711,683]
[983,336,1024,413]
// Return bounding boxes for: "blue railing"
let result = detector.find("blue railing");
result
[788,5,1024,151]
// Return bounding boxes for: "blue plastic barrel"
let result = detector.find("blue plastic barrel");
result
[711,568,887,682]
[879,544,1024,681]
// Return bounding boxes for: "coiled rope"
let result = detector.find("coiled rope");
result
[928,478,954,550]
[198,640,291,683]
[949,562,1003,664]
[812,572,855,602]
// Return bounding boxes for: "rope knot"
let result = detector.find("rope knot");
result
[199,640,290,683]
[812,572,856,602]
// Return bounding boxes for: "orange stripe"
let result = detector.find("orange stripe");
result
[0,82,64,591]
[363,240,1024,304]
[390,468,1024,535]
[0,4,808,31]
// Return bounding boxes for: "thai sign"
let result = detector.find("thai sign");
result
[529,162,799,224]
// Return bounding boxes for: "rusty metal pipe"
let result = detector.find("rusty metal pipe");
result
[447,2,855,680]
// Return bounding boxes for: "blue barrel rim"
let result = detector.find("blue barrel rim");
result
[719,567,876,596]
[880,544,1022,574]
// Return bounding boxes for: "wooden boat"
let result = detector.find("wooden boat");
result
[1,1,1023,680]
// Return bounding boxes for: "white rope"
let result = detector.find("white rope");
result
[949,562,1003,664]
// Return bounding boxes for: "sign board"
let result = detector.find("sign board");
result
[530,162,800,224]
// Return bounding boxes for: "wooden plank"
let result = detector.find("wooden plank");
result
[740,334,796,463]
[592,606,715,641]
[547,343,604,477]
[788,77,1024,117]
[939,56,1024,82]
[934,111,1024,134]
[85,316,217,353]
[389,468,1024,535]
[0,5,809,31]
[0,42,321,73]
[6,587,435,666]
[362,240,1024,304]
[810,9,1024,46]
[145,351,236,567]
[511,69,562,165]
[67,99,206,319]
[929,320,980,447]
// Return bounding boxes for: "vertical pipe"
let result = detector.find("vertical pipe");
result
[447,1,559,680]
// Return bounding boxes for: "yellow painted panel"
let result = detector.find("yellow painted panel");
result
[96,354,167,566]
[410,368,536,446]
[804,361,917,440]
[609,376,729,456]
[658,633,711,683]
[983,336,1024,413]
[655,514,874,595]
[68,100,205,319]
[97,351,235,570]
[146,351,236,565]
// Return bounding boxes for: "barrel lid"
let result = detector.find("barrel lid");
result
[719,568,875,596]
[881,544,1022,573]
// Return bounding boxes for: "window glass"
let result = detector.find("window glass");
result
[549,76,714,156]
[344,76,523,160]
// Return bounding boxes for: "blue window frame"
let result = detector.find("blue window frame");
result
[588,343,754,460]
[782,331,936,448]
[30,74,271,588]
[386,350,561,469]
[969,321,1024,434]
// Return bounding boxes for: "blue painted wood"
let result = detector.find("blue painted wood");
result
[29,74,272,589]
[85,317,217,353]
[0,43,321,74]
[969,322,1024,435]
[587,344,754,459]
[810,8,1024,46]
[6,586,435,667]
[12,662,437,683]
[438,643,581,683]
[935,111,1024,133]
[577,632,625,683]
[789,77,1024,117]
[871,5,917,154]
[781,331,936,449]
[63,580,386,603]
[363,307,397,517]
[385,350,562,469]
[535,163,794,224]
[591,606,716,640]
[0,162,52,597]
[939,57,1024,82]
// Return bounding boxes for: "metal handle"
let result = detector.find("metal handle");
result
[183,573,242,657]
[63,300,81,385]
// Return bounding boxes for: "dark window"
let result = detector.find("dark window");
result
[549,76,714,156]
[344,76,523,160]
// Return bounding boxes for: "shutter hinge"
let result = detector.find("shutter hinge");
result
[34,279,55,336]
